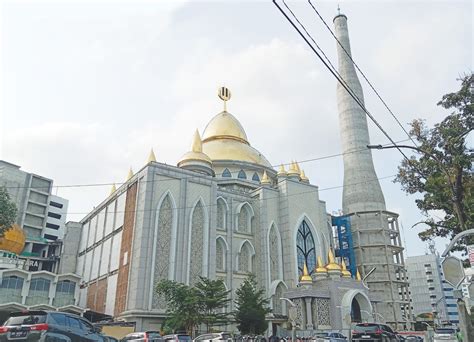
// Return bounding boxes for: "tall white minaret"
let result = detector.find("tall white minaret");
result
[334,12,409,328]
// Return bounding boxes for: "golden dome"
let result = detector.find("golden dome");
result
[202,111,249,144]
[341,259,352,278]
[287,161,300,177]
[0,224,26,255]
[300,169,309,183]
[178,130,212,166]
[300,262,312,282]
[315,255,328,273]
[325,249,342,271]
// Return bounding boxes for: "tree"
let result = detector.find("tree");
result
[0,186,18,237]
[156,280,202,337]
[395,74,473,250]
[234,274,271,335]
[195,277,231,333]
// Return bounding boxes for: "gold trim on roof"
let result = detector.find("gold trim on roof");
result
[300,262,312,282]
[326,249,341,271]
[315,255,328,273]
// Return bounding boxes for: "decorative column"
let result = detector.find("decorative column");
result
[304,297,314,329]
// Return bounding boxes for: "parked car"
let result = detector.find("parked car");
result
[352,323,399,341]
[312,332,347,341]
[433,328,456,342]
[121,331,163,341]
[162,334,192,342]
[404,336,423,342]
[0,310,105,341]
[104,336,120,342]
[193,332,232,342]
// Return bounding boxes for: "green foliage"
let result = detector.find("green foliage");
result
[156,280,202,337]
[0,186,18,237]
[195,277,231,332]
[156,277,231,336]
[395,74,473,250]
[233,274,271,335]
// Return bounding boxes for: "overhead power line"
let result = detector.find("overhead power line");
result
[65,174,396,217]
[273,0,411,163]
[2,139,410,191]
[306,0,417,146]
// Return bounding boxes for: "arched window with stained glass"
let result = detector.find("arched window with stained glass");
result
[237,170,247,179]
[296,220,316,276]
[252,172,260,182]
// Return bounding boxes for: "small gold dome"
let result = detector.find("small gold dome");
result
[287,161,300,177]
[277,164,287,176]
[110,183,117,195]
[300,169,309,183]
[300,262,312,282]
[315,255,328,273]
[126,167,134,181]
[178,129,213,166]
[147,148,157,163]
[325,249,342,271]
[261,170,271,185]
[341,259,352,278]
[0,224,26,255]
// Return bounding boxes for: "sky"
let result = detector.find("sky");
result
[1,0,472,258]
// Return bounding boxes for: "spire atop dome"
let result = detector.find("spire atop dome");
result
[147,148,156,163]
[191,129,203,152]
[218,86,231,112]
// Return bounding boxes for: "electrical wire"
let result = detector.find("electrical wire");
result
[1,139,410,191]
[307,0,417,146]
[65,173,396,218]
[273,0,411,163]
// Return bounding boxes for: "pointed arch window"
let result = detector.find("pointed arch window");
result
[189,201,205,285]
[296,220,316,276]
[238,204,253,233]
[252,172,260,182]
[238,170,247,179]
[217,198,226,230]
[238,242,253,273]
[222,169,231,178]
[216,238,226,271]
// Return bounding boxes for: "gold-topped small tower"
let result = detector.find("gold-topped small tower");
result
[287,160,300,178]
[218,86,231,112]
[261,170,271,185]
[300,262,313,283]
[110,183,117,195]
[315,255,328,273]
[147,148,156,163]
[126,167,134,181]
[341,259,352,278]
[356,269,362,281]
[326,249,342,271]
[300,169,309,183]
[277,164,287,177]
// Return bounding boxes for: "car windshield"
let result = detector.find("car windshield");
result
[355,324,380,332]
[435,329,455,334]
[178,336,191,341]
[147,332,162,338]
[315,333,329,337]
[4,314,47,326]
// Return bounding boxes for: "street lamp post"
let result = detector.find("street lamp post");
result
[280,298,296,342]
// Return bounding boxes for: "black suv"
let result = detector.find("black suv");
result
[0,310,105,341]
[352,323,399,342]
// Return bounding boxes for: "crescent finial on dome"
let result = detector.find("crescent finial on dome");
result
[218,86,231,112]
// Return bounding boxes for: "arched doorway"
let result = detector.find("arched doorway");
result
[351,297,362,323]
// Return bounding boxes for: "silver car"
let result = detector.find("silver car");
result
[433,328,456,342]
[312,332,347,342]
[193,332,233,342]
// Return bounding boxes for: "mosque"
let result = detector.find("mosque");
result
[0,10,410,333]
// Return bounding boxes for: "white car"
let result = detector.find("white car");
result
[193,332,233,342]
[312,332,347,342]
[433,328,456,342]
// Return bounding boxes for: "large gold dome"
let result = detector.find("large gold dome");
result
[0,224,26,255]
[201,111,272,168]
